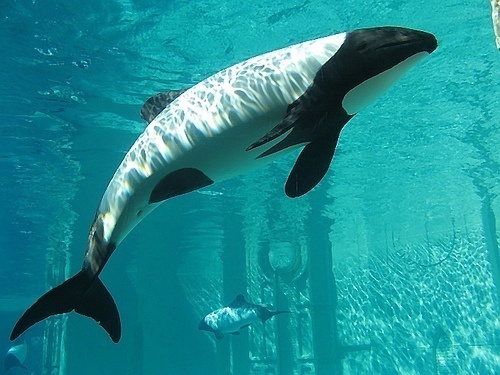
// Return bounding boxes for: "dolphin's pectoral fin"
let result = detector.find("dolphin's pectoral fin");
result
[230,331,240,335]
[214,331,224,340]
[246,106,298,151]
[247,99,317,153]
[140,89,188,123]
[149,168,214,204]
[11,270,121,343]
[285,127,341,198]
[247,85,326,155]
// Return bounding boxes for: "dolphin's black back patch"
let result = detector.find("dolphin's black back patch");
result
[149,167,214,203]
[140,89,188,123]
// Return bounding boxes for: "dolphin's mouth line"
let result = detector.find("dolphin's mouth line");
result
[375,39,426,51]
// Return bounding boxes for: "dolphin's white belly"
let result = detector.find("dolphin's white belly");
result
[99,33,346,244]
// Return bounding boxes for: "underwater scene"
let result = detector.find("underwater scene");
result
[1,0,499,374]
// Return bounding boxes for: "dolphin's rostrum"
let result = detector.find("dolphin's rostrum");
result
[11,27,437,343]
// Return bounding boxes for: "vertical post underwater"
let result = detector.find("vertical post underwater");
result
[307,198,340,374]
[218,209,249,374]
[272,269,294,375]
[241,183,298,374]
[480,192,500,302]
[42,233,70,375]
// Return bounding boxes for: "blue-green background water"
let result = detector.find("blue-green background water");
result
[1,0,499,374]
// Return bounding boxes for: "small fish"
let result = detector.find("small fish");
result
[198,294,289,339]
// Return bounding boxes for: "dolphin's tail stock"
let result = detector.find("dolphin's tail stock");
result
[10,269,121,343]
[258,308,291,323]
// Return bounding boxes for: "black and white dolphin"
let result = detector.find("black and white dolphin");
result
[11,27,437,343]
[198,294,288,340]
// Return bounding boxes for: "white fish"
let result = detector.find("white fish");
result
[198,294,288,339]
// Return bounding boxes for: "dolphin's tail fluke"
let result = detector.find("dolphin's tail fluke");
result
[10,269,121,343]
[259,308,290,323]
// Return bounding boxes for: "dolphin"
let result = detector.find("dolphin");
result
[198,294,288,339]
[11,27,437,343]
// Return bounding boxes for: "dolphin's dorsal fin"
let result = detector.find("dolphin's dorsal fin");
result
[228,294,247,308]
[140,89,188,123]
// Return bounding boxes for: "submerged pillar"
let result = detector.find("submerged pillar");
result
[306,196,342,374]
[247,239,298,374]
[42,238,70,375]
[217,209,249,374]
[480,193,500,302]
[241,192,342,373]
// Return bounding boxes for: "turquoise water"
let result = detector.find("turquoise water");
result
[1,0,499,374]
